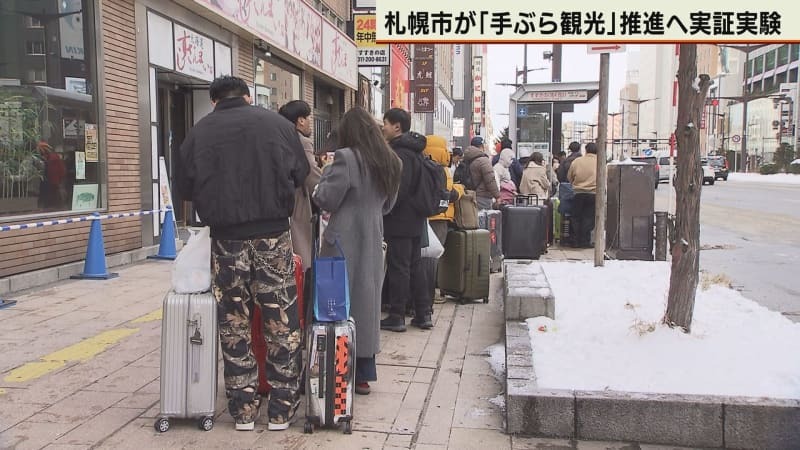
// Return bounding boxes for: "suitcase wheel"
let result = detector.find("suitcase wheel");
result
[304,421,313,434]
[199,416,214,431]
[154,417,170,433]
[458,297,466,305]
[343,420,353,435]
[483,298,489,304]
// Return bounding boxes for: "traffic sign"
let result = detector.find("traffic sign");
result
[732,134,741,143]
[587,44,626,54]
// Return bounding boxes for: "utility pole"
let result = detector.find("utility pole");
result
[595,53,610,267]
[523,44,528,84]
[741,44,750,172]
[551,44,562,83]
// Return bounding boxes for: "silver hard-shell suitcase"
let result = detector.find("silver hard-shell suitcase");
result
[303,318,356,434]
[154,291,218,433]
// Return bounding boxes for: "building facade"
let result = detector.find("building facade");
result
[0,0,357,278]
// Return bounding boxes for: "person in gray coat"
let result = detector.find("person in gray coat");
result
[312,107,402,396]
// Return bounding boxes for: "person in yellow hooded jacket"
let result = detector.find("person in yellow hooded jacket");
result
[423,135,464,304]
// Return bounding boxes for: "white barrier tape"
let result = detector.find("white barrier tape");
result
[0,207,170,232]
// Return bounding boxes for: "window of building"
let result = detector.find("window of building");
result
[764,76,775,94]
[1,1,102,218]
[778,45,790,67]
[764,50,776,72]
[776,71,787,86]
[253,54,301,112]
[746,59,754,78]
[25,17,43,28]
[789,68,798,83]
[792,44,800,62]
[26,41,46,55]
[753,55,764,76]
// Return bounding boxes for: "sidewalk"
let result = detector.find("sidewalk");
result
[1,246,645,450]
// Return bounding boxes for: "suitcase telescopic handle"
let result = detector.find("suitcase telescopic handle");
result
[515,194,539,206]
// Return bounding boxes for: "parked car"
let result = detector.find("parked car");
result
[630,156,660,189]
[658,156,674,183]
[706,155,729,181]
[672,161,716,186]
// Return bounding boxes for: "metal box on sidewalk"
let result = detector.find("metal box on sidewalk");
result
[606,162,655,260]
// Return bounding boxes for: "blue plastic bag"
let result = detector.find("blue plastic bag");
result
[313,240,350,322]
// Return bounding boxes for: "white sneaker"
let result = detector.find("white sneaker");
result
[235,421,255,431]
[267,421,289,431]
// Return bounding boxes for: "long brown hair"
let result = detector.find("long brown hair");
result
[336,107,401,197]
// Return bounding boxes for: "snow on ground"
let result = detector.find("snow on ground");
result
[485,343,506,381]
[527,261,800,399]
[727,172,800,185]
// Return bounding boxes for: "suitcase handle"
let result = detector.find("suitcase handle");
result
[515,194,540,206]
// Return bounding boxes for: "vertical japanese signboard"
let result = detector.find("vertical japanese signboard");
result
[354,14,389,66]
[390,45,410,110]
[413,44,435,113]
[472,56,483,125]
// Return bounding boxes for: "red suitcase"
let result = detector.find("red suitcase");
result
[252,254,304,395]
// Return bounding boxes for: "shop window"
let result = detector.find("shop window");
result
[778,45,790,67]
[1,1,101,218]
[253,56,301,111]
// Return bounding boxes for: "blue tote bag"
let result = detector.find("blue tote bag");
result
[313,240,350,322]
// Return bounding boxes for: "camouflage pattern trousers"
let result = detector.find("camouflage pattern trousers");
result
[211,231,301,426]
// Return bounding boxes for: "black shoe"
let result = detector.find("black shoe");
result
[380,315,407,332]
[410,314,433,330]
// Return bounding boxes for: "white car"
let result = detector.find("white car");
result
[671,162,716,186]
[700,159,716,185]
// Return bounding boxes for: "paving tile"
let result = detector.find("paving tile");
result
[35,390,128,424]
[43,444,92,450]
[449,427,512,449]
[117,392,159,410]
[0,387,48,433]
[385,433,413,447]
[84,364,159,393]
[0,421,75,450]
[412,367,435,384]
[453,373,504,430]
[55,407,143,446]
[352,391,404,426]
[414,445,447,450]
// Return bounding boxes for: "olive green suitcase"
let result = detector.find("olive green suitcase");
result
[436,229,490,304]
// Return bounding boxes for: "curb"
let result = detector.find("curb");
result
[503,263,800,448]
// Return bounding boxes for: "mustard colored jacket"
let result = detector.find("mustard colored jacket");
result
[424,135,464,222]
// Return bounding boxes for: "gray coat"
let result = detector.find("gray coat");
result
[312,147,397,357]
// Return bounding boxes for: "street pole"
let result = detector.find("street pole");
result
[595,53,610,267]
[523,44,528,84]
[552,44,562,83]
[741,44,750,172]
[620,104,625,159]
[610,114,616,158]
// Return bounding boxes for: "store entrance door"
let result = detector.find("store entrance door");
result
[157,81,192,225]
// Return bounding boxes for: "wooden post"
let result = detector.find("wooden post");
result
[594,53,610,267]
[664,44,712,333]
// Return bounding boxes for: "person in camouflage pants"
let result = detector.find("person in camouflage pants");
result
[212,231,302,430]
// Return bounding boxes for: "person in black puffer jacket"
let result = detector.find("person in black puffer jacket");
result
[380,108,431,332]
[175,76,309,432]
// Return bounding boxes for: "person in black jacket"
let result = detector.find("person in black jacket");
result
[379,108,431,332]
[176,76,309,432]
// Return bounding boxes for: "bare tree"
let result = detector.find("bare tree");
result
[664,45,712,333]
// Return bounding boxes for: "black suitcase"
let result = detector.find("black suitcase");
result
[478,210,503,273]
[501,195,547,260]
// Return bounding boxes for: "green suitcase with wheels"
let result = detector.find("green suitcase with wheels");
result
[552,197,561,242]
[437,229,490,304]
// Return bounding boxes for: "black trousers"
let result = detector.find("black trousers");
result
[572,193,596,247]
[384,235,429,317]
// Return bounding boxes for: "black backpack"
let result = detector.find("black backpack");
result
[458,155,483,191]
[410,153,450,217]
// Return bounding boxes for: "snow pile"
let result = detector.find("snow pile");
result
[528,261,800,399]
[609,158,645,166]
[484,343,506,381]
[728,172,800,185]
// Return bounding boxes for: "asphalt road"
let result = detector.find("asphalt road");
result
[655,178,800,322]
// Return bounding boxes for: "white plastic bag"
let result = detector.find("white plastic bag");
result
[421,222,444,259]
[172,227,212,294]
